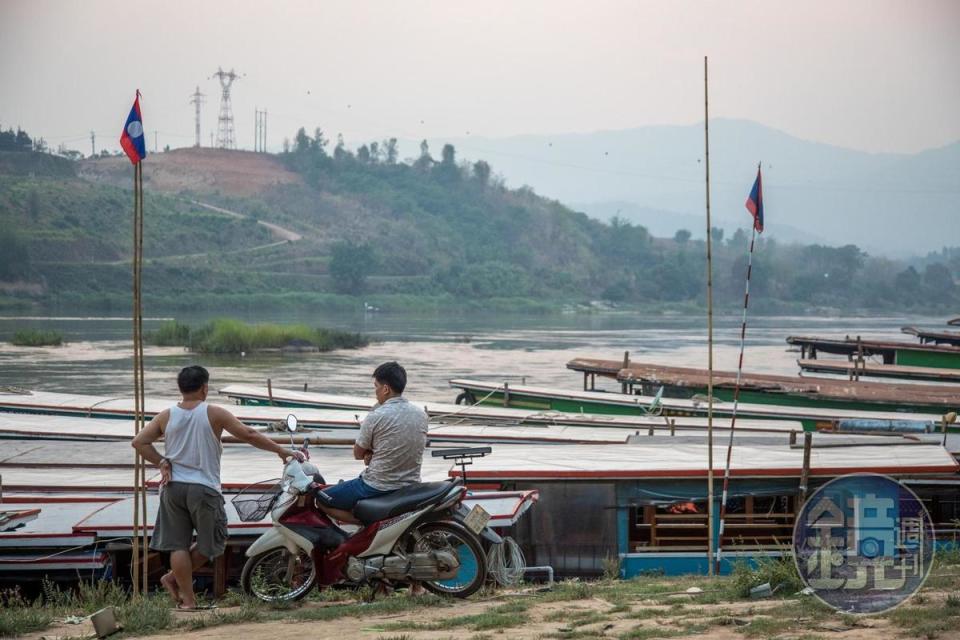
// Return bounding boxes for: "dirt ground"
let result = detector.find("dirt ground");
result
[25,586,960,640]
[79,148,301,197]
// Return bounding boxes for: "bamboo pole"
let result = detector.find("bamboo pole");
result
[131,162,142,595]
[716,219,759,573]
[703,55,715,577]
[137,164,148,594]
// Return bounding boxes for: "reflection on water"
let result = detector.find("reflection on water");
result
[0,311,944,404]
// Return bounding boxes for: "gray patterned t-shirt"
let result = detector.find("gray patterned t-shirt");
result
[357,396,428,491]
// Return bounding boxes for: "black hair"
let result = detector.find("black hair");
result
[373,361,406,394]
[177,365,209,393]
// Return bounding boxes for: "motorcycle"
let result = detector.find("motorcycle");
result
[236,414,496,602]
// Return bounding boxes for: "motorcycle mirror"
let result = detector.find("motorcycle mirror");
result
[286,414,298,433]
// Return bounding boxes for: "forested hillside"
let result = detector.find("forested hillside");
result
[0,123,957,314]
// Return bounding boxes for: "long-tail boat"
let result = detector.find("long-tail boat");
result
[567,358,960,414]
[902,326,960,347]
[786,335,960,369]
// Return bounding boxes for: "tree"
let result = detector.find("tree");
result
[414,139,433,170]
[0,229,31,280]
[383,138,399,164]
[369,141,380,162]
[333,133,351,161]
[294,127,311,153]
[329,241,376,293]
[674,229,691,244]
[312,128,329,154]
[473,160,491,186]
[357,144,371,163]
[923,263,955,296]
[710,226,724,244]
[441,144,456,166]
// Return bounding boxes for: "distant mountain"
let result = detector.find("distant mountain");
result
[431,120,960,256]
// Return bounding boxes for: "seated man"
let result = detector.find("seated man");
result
[317,361,428,524]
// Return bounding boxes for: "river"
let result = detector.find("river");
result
[0,311,945,404]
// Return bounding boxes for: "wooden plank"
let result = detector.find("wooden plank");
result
[902,326,960,347]
[798,359,960,383]
[786,335,960,357]
[610,360,960,407]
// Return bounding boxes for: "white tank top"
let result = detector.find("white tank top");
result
[164,402,222,493]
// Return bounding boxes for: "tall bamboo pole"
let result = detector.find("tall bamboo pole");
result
[137,164,148,594]
[131,162,142,594]
[703,56,715,577]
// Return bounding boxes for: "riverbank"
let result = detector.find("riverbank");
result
[6,556,959,640]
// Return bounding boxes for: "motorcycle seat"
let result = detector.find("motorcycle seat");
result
[353,481,454,526]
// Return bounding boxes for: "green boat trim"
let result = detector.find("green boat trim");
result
[447,379,959,434]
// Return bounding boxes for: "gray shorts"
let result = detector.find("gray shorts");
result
[151,481,228,560]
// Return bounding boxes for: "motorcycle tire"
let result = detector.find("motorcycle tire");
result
[409,521,487,598]
[240,547,317,602]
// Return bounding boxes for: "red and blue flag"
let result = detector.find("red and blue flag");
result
[744,165,763,232]
[119,91,146,165]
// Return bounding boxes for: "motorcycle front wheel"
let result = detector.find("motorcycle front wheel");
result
[240,547,316,602]
[409,522,487,598]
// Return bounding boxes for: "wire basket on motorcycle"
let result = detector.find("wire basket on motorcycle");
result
[231,479,283,522]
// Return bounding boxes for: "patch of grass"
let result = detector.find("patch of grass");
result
[544,607,609,627]
[290,593,448,623]
[382,610,529,632]
[726,556,803,599]
[11,328,62,346]
[739,615,795,638]
[116,594,173,635]
[618,625,684,639]
[537,580,596,602]
[0,588,53,637]
[887,603,960,639]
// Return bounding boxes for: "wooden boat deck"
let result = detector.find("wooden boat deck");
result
[902,326,960,347]
[797,358,960,383]
[568,359,960,408]
[786,335,960,359]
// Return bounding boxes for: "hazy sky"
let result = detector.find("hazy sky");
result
[1,0,958,156]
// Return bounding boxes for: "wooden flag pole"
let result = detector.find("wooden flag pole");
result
[703,55,715,577]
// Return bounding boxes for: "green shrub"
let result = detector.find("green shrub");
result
[148,320,191,346]
[187,318,367,354]
[727,556,803,599]
[10,328,62,346]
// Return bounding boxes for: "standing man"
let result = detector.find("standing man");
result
[316,361,428,524]
[132,365,303,610]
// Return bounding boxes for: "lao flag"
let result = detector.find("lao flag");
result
[119,91,146,165]
[744,165,763,233]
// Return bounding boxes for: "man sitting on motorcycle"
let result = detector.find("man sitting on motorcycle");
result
[316,361,428,525]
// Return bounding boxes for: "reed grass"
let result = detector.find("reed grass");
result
[10,328,62,346]
[146,318,367,354]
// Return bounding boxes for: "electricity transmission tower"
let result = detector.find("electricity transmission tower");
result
[254,108,267,152]
[211,67,241,149]
[189,86,206,147]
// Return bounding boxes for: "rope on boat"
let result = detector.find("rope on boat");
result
[716,222,759,571]
[426,386,501,428]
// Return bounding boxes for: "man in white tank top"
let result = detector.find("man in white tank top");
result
[132,365,303,610]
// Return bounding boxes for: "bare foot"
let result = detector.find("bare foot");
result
[408,581,426,597]
[160,572,181,605]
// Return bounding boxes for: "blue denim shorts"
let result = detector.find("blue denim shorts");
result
[316,475,390,510]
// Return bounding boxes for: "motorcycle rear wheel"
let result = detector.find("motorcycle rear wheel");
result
[409,522,486,598]
[241,547,316,602]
